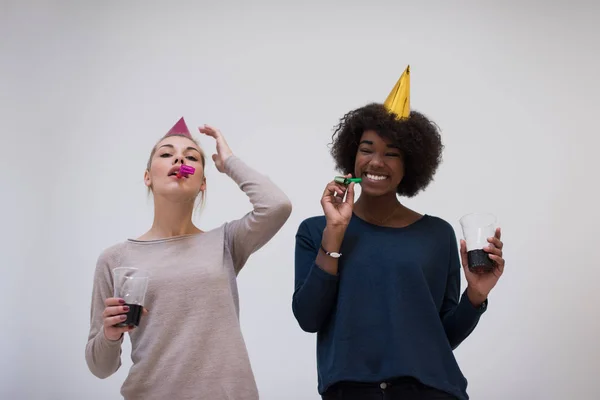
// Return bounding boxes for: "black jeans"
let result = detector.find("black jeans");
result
[321,377,458,400]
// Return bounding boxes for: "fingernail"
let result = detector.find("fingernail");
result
[121,315,127,320]
[119,299,125,304]
[123,306,130,311]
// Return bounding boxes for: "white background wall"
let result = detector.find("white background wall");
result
[2,1,599,399]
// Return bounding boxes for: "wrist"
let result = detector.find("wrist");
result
[325,223,348,234]
[103,329,123,343]
[322,225,346,250]
[466,286,487,307]
[222,152,236,166]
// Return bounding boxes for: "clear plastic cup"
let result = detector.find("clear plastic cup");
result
[112,267,149,327]
[459,213,497,274]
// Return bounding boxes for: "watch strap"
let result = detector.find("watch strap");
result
[321,244,342,258]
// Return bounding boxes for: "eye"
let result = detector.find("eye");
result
[160,153,172,158]
[386,153,401,157]
[186,156,198,162]
[359,148,372,154]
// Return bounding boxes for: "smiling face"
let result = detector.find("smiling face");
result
[354,130,404,197]
[144,135,206,201]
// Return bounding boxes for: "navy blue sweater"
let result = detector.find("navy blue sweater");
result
[292,214,487,399]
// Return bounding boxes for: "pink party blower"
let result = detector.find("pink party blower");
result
[176,165,195,179]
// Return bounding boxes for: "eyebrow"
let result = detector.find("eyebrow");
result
[359,140,400,149]
[158,144,201,154]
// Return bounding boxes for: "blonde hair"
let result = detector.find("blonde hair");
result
[146,134,207,212]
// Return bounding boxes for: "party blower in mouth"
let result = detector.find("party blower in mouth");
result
[176,165,195,179]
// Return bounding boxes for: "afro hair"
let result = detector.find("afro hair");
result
[330,103,443,197]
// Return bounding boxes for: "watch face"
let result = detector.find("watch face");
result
[329,252,341,258]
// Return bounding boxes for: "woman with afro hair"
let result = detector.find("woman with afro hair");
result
[292,68,505,400]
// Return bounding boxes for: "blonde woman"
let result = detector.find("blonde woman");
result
[86,118,292,400]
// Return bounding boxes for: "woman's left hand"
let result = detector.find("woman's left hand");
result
[199,124,233,173]
[460,227,505,306]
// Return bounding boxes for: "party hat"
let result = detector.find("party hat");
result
[383,65,410,119]
[165,117,191,138]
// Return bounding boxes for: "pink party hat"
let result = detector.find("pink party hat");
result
[165,117,191,138]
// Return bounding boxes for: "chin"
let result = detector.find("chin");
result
[154,186,199,200]
[361,187,394,197]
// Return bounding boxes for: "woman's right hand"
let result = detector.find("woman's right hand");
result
[102,298,145,341]
[321,174,356,228]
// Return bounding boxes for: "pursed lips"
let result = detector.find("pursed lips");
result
[168,167,187,178]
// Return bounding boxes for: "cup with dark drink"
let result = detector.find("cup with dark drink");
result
[112,267,149,327]
[459,213,497,274]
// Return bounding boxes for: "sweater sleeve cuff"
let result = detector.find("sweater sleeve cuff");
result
[222,154,241,175]
[460,289,488,316]
[98,332,125,349]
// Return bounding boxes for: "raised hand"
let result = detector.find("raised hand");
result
[198,125,233,173]
[460,227,505,306]
[321,174,356,228]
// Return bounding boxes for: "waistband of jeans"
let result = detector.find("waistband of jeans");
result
[329,376,421,389]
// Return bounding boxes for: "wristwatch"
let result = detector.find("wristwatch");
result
[477,298,488,311]
[321,244,342,258]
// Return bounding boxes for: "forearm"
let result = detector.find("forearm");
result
[224,155,292,216]
[293,223,346,332]
[292,263,339,333]
[85,331,123,379]
[442,289,487,349]
[223,155,292,270]
[315,225,346,275]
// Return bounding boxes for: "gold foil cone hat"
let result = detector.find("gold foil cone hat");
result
[383,65,410,119]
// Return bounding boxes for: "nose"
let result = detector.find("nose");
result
[368,154,384,168]
[173,157,186,165]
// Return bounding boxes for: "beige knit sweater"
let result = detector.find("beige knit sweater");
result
[85,155,292,400]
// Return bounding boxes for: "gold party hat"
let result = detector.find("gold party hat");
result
[383,65,410,119]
